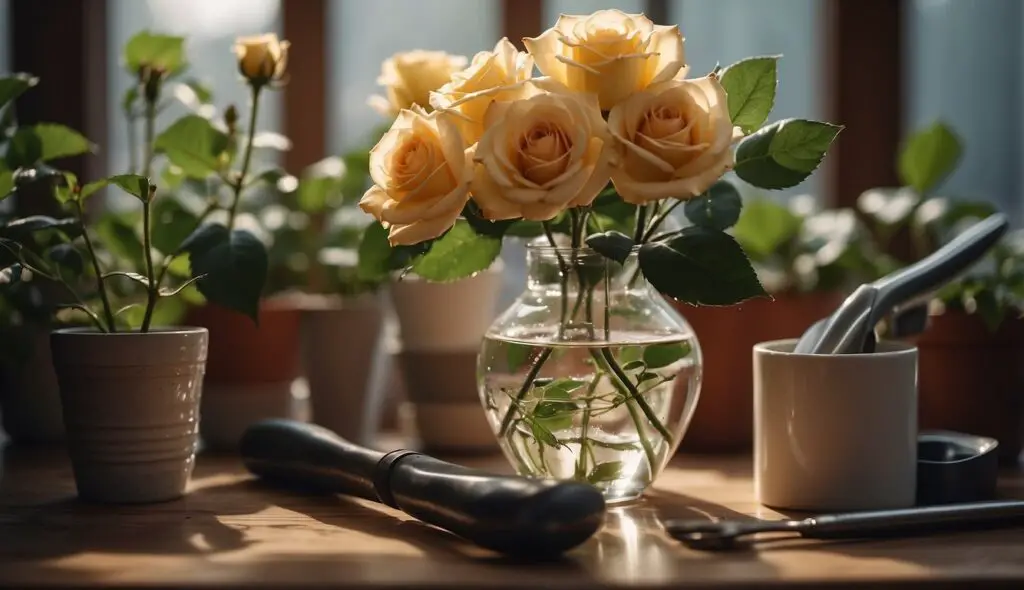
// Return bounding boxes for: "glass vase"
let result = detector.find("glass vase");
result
[477,244,703,503]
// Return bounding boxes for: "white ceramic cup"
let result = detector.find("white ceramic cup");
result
[754,338,918,512]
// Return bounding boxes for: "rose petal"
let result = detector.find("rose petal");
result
[569,139,613,208]
[646,25,686,85]
[470,164,523,220]
[358,185,392,218]
[524,27,567,83]
[520,201,567,221]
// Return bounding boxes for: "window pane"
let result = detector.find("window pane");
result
[669,0,824,198]
[107,0,283,177]
[905,0,1022,219]
[544,0,644,24]
[327,0,500,153]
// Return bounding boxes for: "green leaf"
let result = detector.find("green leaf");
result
[462,201,517,238]
[544,378,586,397]
[0,74,39,111]
[721,56,779,134]
[5,124,93,168]
[585,231,634,264]
[297,176,340,214]
[410,220,502,282]
[637,372,661,384]
[107,174,152,202]
[622,360,646,372]
[96,215,145,271]
[356,222,392,282]
[587,461,624,484]
[154,115,229,179]
[151,197,199,255]
[47,243,83,275]
[643,342,692,369]
[530,420,560,448]
[124,31,187,75]
[735,119,842,190]
[898,121,963,195]
[5,164,64,203]
[0,170,13,201]
[182,225,268,322]
[0,216,80,240]
[640,227,769,305]
[731,197,802,260]
[683,180,743,231]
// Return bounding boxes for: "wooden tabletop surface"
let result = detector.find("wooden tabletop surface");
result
[2,443,1024,589]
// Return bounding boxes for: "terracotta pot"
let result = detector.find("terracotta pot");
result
[301,294,386,446]
[0,325,64,444]
[184,298,303,450]
[913,311,1024,466]
[672,291,845,453]
[50,327,208,503]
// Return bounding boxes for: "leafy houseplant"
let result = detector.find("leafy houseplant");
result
[357,10,840,500]
[860,121,1024,464]
[0,30,278,501]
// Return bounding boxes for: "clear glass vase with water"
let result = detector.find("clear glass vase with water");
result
[477,244,703,502]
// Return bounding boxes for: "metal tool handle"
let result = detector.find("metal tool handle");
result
[240,419,606,557]
[870,213,1009,328]
[805,500,1024,539]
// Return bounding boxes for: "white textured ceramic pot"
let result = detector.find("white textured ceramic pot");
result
[389,262,503,452]
[0,326,64,443]
[301,294,386,446]
[50,327,208,504]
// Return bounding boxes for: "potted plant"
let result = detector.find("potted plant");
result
[247,149,390,446]
[107,31,291,450]
[358,10,840,500]
[857,121,1024,466]
[675,190,884,453]
[0,31,272,502]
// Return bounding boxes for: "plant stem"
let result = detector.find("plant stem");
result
[598,348,674,444]
[573,372,602,479]
[228,85,263,231]
[643,200,683,242]
[142,95,157,180]
[624,395,658,477]
[140,199,158,333]
[498,347,553,437]
[152,200,220,293]
[633,203,650,243]
[76,200,115,332]
[542,221,569,338]
[126,113,138,175]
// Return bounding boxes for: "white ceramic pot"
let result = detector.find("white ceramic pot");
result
[200,380,297,450]
[301,294,386,446]
[50,327,208,504]
[388,263,503,452]
[389,261,503,353]
[0,326,64,443]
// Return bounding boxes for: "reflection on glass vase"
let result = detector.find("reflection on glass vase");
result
[477,244,702,503]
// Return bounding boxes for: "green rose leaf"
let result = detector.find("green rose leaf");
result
[96,215,146,271]
[410,220,501,282]
[154,115,229,179]
[643,341,692,369]
[0,170,13,201]
[735,119,843,190]
[0,74,39,111]
[47,243,84,276]
[5,124,94,169]
[356,222,392,282]
[721,56,779,134]
[898,121,962,195]
[151,197,199,255]
[683,180,743,231]
[182,224,268,323]
[639,227,768,305]
[588,461,625,484]
[622,360,646,372]
[111,174,152,202]
[462,201,517,239]
[124,31,187,76]
[731,197,802,260]
[297,176,341,214]
[586,230,635,264]
[0,216,80,241]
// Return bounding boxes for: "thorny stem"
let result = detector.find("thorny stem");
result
[140,196,158,333]
[75,200,116,332]
[228,84,262,231]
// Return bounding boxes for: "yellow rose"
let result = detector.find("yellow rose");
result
[607,73,743,204]
[368,51,468,117]
[523,10,686,111]
[233,34,290,86]
[359,108,473,246]
[429,38,534,144]
[470,80,612,221]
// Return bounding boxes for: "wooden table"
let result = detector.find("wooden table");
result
[2,445,1024,589]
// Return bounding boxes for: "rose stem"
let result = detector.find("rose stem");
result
[643,199,683,242]
[633,203,649,243]
[588,349,658,472]
[75,198,116,332]
[227,84,263,231]
[542,222,569,337]
[573,372,602,479]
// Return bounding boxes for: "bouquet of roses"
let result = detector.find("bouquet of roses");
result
[357,9,840,306]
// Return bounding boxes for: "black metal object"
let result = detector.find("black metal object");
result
[239,419,606,558]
